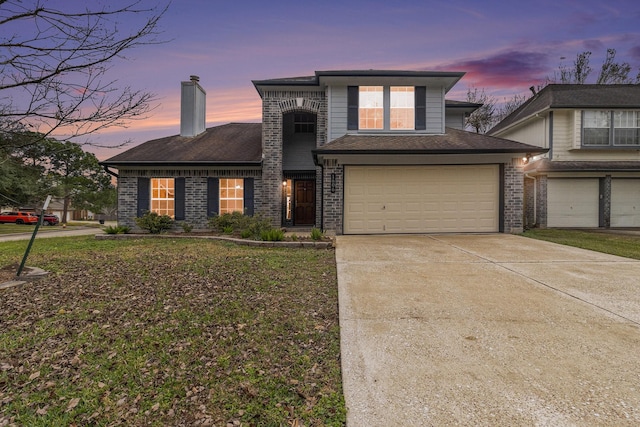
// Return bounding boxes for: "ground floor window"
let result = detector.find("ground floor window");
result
[150,178,175,217]
[220,178,244,214]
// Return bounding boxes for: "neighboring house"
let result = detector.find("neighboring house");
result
[489,84,640,229]
[101,70,545,235]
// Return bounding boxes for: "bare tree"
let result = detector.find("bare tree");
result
[0,0,168,144]
[495,93,529,123]
[548,48,639,85]
[597,48,634,84]
[465,87,496,134]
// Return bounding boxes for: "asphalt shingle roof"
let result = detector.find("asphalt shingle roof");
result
[490,84,640,135]
[101,123,262,166]
[313,127,547,155]
[525,158,640,173]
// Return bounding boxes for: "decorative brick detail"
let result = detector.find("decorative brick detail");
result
[259,90,327,227]
[503,159,524,234]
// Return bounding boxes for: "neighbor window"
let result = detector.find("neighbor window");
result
[583,110,640,147]
[614,111,640,145]
[390,86,415,129]
[220,178,244,214]
[150,178,175,218]
[359,86,384,129]
[583,111,610,146]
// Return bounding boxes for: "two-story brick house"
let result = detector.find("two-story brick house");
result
[102,70,544,234]
[489,84,640,229]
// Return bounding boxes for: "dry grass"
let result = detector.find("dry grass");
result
[0,236,345,426]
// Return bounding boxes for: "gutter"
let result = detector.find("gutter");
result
[103,165,119,179]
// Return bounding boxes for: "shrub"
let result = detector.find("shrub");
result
[135,211,174,234]
[180,222,193,233]
[104,225,130,234]
[208,212,275,240]
[260,228,285,241]
[310,227,324,241]
[208,212,251,233]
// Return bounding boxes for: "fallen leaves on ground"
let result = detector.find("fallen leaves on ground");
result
[0,237,345,426]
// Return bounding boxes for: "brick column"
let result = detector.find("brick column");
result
[322,161,343,234]
[536,175,548,228]
[503,159,524,234]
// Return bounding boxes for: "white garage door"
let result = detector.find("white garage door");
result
[611,179,640,227]
[547,179,599,227]
[344,165,499,234]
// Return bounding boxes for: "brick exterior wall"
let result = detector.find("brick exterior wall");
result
[503,159,525,234]
[523,176,535,229]
[536,175,548,229]
[259,90,327,228]
[602,175,611,228]
[321,160,343,234]
[116,168,261,231]
[117,176,138,229]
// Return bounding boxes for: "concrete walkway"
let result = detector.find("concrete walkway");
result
[336,234,640,426]
[0,226,105,242]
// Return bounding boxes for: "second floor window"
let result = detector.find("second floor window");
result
[349,85,425,131]
[614,111,640,145]
[359,86,383,129]
[583,110,640,147]
[390,87,415,130]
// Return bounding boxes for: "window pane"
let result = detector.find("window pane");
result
[614,111,640,146]
[150,178,175,218]
[359,86,383,129]
[583,111,610,146]
[219,178,244,214]
[391,87,415,130]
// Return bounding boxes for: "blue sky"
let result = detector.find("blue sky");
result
[84,0,640,158]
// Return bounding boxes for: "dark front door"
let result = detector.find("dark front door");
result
[294,180,315,225]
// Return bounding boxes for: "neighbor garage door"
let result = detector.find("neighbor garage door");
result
[611,179,640,227]
[344,165,499,234]
[547,179,599,227]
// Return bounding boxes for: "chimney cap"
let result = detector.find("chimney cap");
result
[190,75,200,83]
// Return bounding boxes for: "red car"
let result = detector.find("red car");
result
[0,211,39,225]
[42,214,60,226]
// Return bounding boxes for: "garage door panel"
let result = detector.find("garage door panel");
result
[344,165,499,234]
[547,179,599,228]
[611,180,640,227]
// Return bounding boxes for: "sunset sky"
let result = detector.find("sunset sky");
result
[84,0,640,159]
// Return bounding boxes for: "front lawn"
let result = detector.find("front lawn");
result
[0,236,345,426]
[522,228,640,260]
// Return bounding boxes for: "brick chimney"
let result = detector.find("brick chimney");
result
[180,75,206,137]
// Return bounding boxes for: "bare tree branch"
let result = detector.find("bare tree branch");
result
[0,0,169,143]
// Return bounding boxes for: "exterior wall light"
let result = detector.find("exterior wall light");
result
[330,173,336,193]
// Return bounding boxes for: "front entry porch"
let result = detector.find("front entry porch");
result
[282,175,316,227]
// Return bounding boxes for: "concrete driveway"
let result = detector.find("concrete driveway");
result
[336,234,640,426]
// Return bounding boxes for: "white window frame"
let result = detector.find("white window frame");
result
[582,110,640,147]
